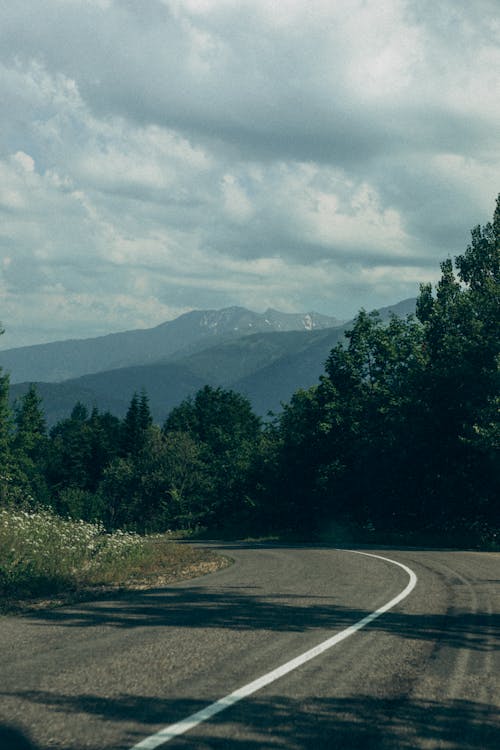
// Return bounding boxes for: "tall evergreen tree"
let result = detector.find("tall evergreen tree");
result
[122,392,151,456]
[0,324,14,504]
[46,402,92,498]
[86,407,121,492]
[138,389,153,431]
[12,384,49,504]
[0,368,11,475]
[14,384,46,455]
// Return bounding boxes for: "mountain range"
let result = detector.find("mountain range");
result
[3,300,416,425]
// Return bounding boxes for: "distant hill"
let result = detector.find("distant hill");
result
[9,363,208,427]
[232,327,348,415]
[0,307,342,384]
[9,327,345,424]
[375,298,417,321]
[8,299,416,425]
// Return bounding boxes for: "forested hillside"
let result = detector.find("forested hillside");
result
[0,307,341,384]
[8,300,415,426]
[1,199,498,544]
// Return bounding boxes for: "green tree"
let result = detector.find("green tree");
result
[262,387,326,533]
[164,386,261,529]
[138,389,153,431]
[12,384,49,505]
[130,427,210,532]
[46,402,92,504]
[270,311,426,533]
[159,431,208,530]
[326,311,426,518]
[46,403,122,520]
[122,391,152,457]
[264,196,499,538]
[99,455,137,529]
[0,323,15,505]
[0,368,12,476]
[415,194,500,527]
[87,408,121,492]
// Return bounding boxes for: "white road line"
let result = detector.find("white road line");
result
[130,549,418,749]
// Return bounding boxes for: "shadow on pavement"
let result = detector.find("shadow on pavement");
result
[0,723,38,749]
[1,692,499,749]
[18,582,499,653]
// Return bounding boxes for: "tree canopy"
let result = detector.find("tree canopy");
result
[0,197,498,543]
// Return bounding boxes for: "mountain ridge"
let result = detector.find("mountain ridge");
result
[0,306,343,384]
[7,298,416,425]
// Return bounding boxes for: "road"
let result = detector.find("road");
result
[0,544,499,749]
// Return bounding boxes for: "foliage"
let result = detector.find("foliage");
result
[11,384,50,504]
[0,197,498,544]
[163,386,261,529]
[122,390,152,456]
[0,506,141,595]
[413,195,500,525]
[0,367,13,491]
[0,505,223,603]
[255,196,499,535]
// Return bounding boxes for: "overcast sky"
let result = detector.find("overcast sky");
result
[0,0,498,348]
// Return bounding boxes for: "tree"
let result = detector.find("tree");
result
[164,386,261,529]
[159,431,208,530]
[0,323,15,505]
[14,385,46,451]
[99,455,137,529]
[138,389,153,431]
[291,310,426,531]
[263,196,499,538]
[46,402,93,502]
[12,384,49,504]
[122,427,209,532]
[86,408,121,492]
[0,368,12,476]
[414,194,500,526]
[122,391,152,457]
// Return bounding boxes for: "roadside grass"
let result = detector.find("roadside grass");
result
[0,507,230,612]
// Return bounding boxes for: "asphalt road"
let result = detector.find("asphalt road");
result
[0,544,499,749]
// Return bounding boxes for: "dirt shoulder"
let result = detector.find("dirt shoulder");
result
[0,546,232,615]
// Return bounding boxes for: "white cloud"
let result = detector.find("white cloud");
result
[0,0,498,348]
[12,151,35,172]
[221,174,254,223]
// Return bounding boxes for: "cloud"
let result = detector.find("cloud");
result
[0,0,498,348]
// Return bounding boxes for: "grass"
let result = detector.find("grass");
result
[0,507,230,612]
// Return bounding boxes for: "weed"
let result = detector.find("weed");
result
[0,507,228,608]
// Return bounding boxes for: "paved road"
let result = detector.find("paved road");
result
[0,545,499,749]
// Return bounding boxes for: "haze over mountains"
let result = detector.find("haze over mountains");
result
[3,300,416,425]
[1,307,342,383]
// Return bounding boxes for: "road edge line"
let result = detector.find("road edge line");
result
[130,549,418,749]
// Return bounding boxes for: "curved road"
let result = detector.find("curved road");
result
[0,544,499,749]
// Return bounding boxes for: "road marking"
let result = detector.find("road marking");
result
[131,549,418,749]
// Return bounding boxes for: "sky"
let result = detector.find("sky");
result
[0,0,498,349]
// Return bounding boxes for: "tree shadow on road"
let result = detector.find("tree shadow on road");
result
[16,580,499,654]
[4,546,498,748]
[1,691,499,749]
[0,723,38,749]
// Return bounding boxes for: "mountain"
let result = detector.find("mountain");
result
[0,307,342,384]
[232,327,348,414]
[9,363,208,427]
[8,298,417,425]
[375,298,418,321]
[9,327,344,425]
